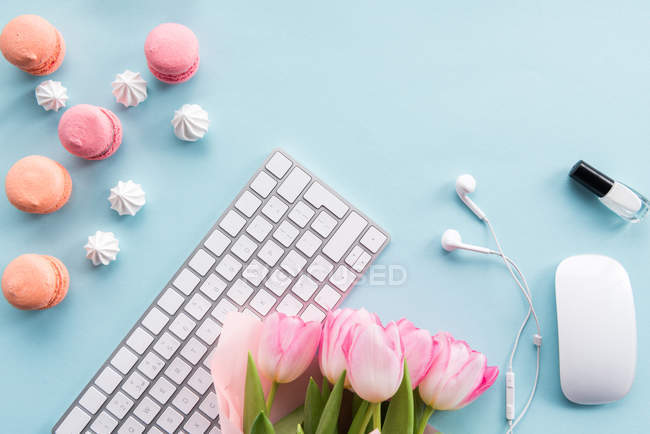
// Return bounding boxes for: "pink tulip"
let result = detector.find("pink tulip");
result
[418,332,499,410]
[257,312,322,383]
[210,312,271,434]
[319,308,381,385]
[342,321,404,403]
[397,319,435,388]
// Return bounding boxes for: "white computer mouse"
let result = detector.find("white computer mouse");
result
[555,254,637,404]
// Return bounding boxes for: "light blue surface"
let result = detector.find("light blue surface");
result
[1,1,649,432]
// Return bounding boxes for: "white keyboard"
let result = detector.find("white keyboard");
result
[53,149,390,434]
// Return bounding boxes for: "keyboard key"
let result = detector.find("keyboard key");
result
[250,288,276,315]
[157,406,184,432]
[329,265,356,292]
[246,214,274,242]
[307,254,334,282]
[352,251,372,272]
[185,411,211,434]
[185,293,211,320]
[262,196,289,223]
[235,190,262,217]
[142,307,169,335]
[166,357,192,384]
[311,211,337,237]
[55,407,91,434]
[149,426,164,434]
[122,371,150,399]
[220,210,246,237]
[277,167,310,203]
[258,239,284,267]
[188,249,216,276]
[345,246,364,267]
[212,298,238,323]
[154,332,181,360]
[292,275,318,301]
[169,313,197,340]
[289,201,315,228]
[200,273,227,300]
[199,392,220,419]
[126,327,154,355]
[111,346,138,374]
[106,391,133,419]
[151,376,176,404]
[250,171,277,198]
[304,182,349,218]
[172,386,199,414]
[322,212,367,262]
[204,229,230,256]
[301,304,326,322]
[242,259,269,286]
[195,317,221,345]
[265,269,292,296]
[187,367,213,395]
[296,230,322,257]
[79,386,106,414]
[228,279,254,305]
[231,234,258,261]
[133,396,161,424]
[360,227,387,253]
[273,220,299,247]
[315,284,341,311]
[157,288,185,315]
[138,351,165,380]
[91,411,118,434]
[118,416,145,434]
[203,347,217,368]
[276,294,303,316]
[280,250,307,277]
[266,151,292,178]
[243,308,259,319]
[95,366,122,394]
[180,337,207,365]
[215,254,242,281]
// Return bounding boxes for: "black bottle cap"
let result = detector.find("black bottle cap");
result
[569,160,614,198]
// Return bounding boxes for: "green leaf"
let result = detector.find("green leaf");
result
[321,379,331,403]
[250,411,276,434]
[346,401,369,434]
[274,406,304,434]
[315,371,346,434]
[297,424,306,434]
[244,353,267,434]
[382,360,414,434]
[304,378,323,434]
[413,388,426,432]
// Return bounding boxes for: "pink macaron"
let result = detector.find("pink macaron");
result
[2,254,69,310]
[58,104,122,160]
[144,23,199,84]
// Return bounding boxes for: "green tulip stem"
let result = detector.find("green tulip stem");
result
[357,402,377,434]
[266,381,278,414]
[416,406,435,434]
[372,402,381,429]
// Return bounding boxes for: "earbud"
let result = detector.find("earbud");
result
[455,174,487,221]
[441,229,495,255]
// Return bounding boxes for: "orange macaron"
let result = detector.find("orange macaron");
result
[2,254,69,310]
[5,155,72,214]
[0,15,65,76]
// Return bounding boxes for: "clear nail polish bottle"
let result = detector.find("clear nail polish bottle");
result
[570,160,649,222]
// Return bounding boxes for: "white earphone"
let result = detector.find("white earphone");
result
[442,174,541,434]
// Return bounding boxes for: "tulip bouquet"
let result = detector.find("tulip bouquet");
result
[210,309,498,434]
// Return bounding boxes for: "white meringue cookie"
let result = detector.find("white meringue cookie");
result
[108,180,146,216]
[171,104,209,142]
[85,231,120,266]
[111,70,147,107]
[35,80,68,111]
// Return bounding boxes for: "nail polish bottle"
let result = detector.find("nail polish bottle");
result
[570,160,649,222]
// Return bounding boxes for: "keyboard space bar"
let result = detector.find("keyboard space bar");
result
[322,212,367,262]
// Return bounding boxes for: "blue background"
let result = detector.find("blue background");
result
[1,1,648,432]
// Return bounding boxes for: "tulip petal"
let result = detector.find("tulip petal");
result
[397,319,435,388]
